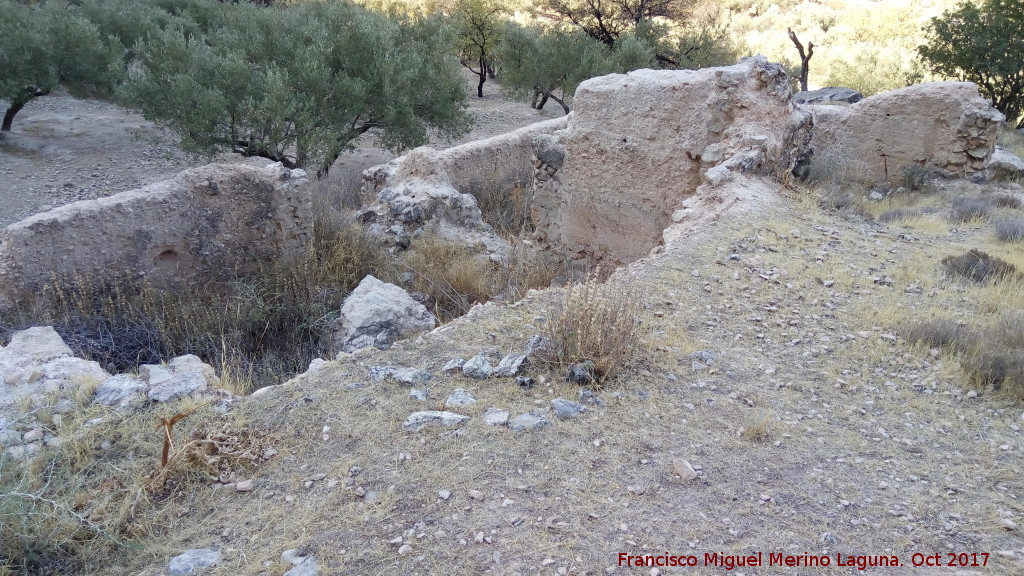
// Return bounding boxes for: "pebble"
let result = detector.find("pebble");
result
[468,489,485,501]
[234,480,254,492]
[438,490,451,500]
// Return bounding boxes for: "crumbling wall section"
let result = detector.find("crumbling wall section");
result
[807,82,1005,184]
[362,117,568,198]
[532,56,813,264]
[0,162,312,307]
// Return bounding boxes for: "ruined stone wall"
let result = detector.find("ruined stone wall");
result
[532,56,812,264]
[362,117,568,198]
[0,162,311,307]
[807,82,1004,184]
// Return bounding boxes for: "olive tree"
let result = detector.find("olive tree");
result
[451,0,506,97]
[0,1,122,131]
[120,1,471,175]
[919,0,1024,128]
[495,22,656,114]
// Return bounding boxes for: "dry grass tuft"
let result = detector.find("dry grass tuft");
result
[538,272,642,385]
[993,213,1024,242]
[941,249,1018,282]
[399,237,497,322]
[903,313,1024,399]
[878,207,919,223]
[739,410,775,442]
[991,192,1023,209]
[900,318,978,353]
[950,195,995,222]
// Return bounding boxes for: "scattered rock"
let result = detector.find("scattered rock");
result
[579,389,604,406]
[552,398,586,419]
[234,479,254,492]
[462,354,493,379]
[690,350,718,364]
[281,553,319,576]
[438,489,452,500]
[167,547,222,576]
[566,361,596,385]
[391,367,432,386]
[468,489,485,501]
[93,374,147,408]
[482,407,510,426]
[333,275,437,353]
[445,389,476,407]
[441,358,465,372]
[672,459,698,481]
[409,389,427,401]
[403,411,470,432]
[987,147,1024,181]
[515,376,535,388]
[493,353,527,377]
[144,355,219,403]
[524,335,553,356]
[508,412,549,432]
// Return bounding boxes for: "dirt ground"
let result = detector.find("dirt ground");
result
[0,71,560,228]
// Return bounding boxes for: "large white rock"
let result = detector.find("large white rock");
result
[807,82,1004,184]
[334,275,436,353]
[0,327,110,416]
[403,410,470,432]
[987,146,1024,181]
[143,354,220,403]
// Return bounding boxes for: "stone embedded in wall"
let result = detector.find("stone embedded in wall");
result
[793,87,863,105]
[806,82,1005,185]
[531,56,813,265]
[359,118,568,259]
[0,162,312,308]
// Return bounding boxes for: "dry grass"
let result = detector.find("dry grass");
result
[993,213,1024,242]
[467,181,534,237]
[950,195,995,223]
[538,272,643,385]
[0,212,394,393]
[998,128,1024,159]
[0,397,266,575]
